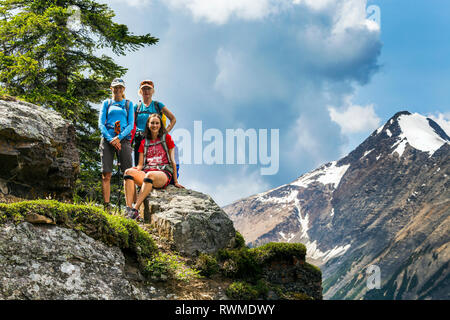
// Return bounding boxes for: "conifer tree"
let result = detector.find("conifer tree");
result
[0,0,158,201]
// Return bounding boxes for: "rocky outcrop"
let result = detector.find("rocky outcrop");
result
[0,222,158,299]
[224,111,450,300]
[144,186,236,256]
[0,200,323,300]
[0,98,79,200]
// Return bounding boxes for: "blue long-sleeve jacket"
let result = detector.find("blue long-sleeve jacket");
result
[98,99,135,142]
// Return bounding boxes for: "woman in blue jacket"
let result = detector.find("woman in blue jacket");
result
[98,78,134,210]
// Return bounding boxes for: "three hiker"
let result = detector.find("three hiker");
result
[98,78,183,219]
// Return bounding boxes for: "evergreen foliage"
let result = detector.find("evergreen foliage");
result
[0,0,158,201]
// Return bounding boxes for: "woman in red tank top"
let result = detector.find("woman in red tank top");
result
[123,114,183,220]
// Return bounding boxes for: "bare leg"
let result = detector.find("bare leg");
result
[123,168,145,208]
[134,171,169,211]
[102,172,112,203]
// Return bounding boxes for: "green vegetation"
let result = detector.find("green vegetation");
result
[214,241,318,300]
[194,253,220,277]
[216,242,308,280]
[226,280,315,300]
[0,0,158,203]
[226,281,263,300]
[143,252,201,283]
[0,199,156,262]
[234,231,247,249]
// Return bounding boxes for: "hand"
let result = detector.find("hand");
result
[136,165,143,171]
[110,137,121,151]
[174,182,184,189]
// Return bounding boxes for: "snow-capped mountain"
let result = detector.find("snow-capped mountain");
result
[224,111,449,300]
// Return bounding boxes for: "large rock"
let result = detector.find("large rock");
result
[0,222,160,299]
[144,186,236,256]
[0,98,79,199]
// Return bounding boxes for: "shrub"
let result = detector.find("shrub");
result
[195,253,220,277]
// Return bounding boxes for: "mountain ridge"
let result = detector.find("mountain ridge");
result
[223,110,449,299]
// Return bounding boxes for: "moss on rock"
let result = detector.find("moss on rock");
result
[0,200,157,275]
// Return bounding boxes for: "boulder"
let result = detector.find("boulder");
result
[0,98,79,200]
[0,222,158,299]
[143,186,236,256]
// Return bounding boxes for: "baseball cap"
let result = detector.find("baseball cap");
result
[140,80,154,89]
[111,78,125,87]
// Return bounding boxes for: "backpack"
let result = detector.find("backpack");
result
[143,133,174,179]
[135,100,167,128]
[105,99,132,138]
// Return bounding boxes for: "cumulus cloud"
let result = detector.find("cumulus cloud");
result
[109,0,152,8]
[165,0,380,35]
[100,0,383,201]
[166,0,285,24]
[328,96,381,133]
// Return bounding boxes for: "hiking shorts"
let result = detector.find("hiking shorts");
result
[143,168,173,189]
[100,138,133,173]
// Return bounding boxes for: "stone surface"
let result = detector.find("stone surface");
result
[262,259,322,300]
[0,98,79,200]
[144,185,236,256]
[0,222,162,300]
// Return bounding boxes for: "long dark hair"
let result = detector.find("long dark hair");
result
[144,113,167,140]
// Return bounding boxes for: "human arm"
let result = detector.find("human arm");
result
[137,152,144,171]
[118,101,135,141]
[169,147,183,188]
[98,100,114,142]
[162,106,176,132]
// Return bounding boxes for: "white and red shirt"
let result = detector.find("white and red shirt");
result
[138,134,175,170]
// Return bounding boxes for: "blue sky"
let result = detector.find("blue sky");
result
[97,0,449,206]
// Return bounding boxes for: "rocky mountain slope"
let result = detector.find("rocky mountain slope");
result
[224,111,449,300]
[0,196,322,300]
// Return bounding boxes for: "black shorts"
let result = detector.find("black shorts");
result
[100,138,133,173]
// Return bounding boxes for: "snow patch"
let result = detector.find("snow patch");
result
[257,189,299,204]
[292,161,350,189]
[362,149,374,159]
[397,113,449,156]
[391,139,408,157]
[386,129,392,137]
[279,231,295,243]
[306,241,351,262]
[293,199,350,263]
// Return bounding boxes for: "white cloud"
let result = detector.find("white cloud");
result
[186,167,271,206]
[328,96,381,133]
[165,0,380,34]
[166,0,282,24]
[428,112,450,135]
[108,0,151,8]
[331,0,380,35]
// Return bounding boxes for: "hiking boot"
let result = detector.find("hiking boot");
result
[126,207,141,221]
